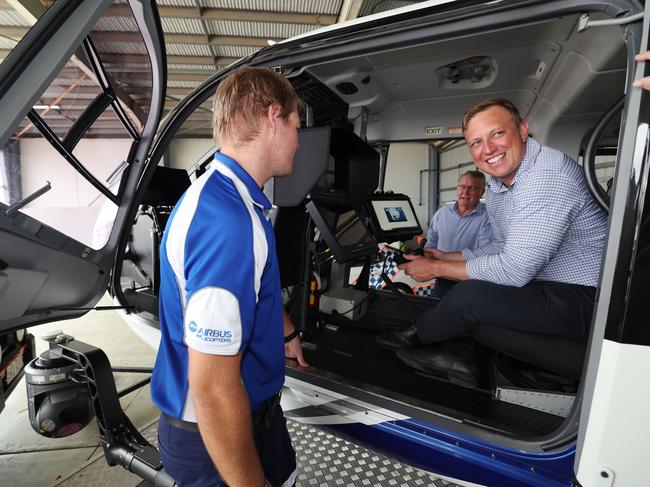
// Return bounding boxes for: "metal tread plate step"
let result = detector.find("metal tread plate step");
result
[58,418,464,487]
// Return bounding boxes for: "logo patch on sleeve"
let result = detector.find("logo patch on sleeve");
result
[187,321,233,343]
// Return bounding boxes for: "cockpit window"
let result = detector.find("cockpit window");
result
[0,1,154,250]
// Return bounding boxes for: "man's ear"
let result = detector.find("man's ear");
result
[518,120,529,141]
[266,103,282,132]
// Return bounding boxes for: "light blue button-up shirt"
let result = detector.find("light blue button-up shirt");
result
[425,202,492,252]
[463,137,607,288]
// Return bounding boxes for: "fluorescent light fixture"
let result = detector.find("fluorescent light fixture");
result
[33,104,60,110]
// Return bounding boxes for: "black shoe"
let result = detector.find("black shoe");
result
[397,346,479,387]
[376,325,421,351]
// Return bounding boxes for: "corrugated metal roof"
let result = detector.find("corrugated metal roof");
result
[155,0,197,7]
[0,9,32,27]
[51,78,102,88]
[167,80,203,88]
[166,43,213,56]
[0,0,405,137]
[359,0,420,17]
[197,0,342,15]
[205,20,317,38]
[212,45,258,57]
[168,63,215,71]
[0,38,16,49]
[94,41,148,55]
[94,16,138,32]
[160,17,205,34]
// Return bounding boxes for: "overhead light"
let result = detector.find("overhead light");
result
[267,39,276,46]
[33,104,60,110]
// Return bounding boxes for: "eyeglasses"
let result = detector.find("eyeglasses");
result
[456,184,483,193]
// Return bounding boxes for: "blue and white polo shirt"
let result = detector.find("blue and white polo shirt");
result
[151,152,285,421]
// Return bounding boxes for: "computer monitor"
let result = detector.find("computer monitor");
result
[306,201,378,264]
[366,194,422,243]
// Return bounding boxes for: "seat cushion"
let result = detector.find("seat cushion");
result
[471,325,586,379]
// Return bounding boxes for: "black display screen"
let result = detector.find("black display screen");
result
[306,202,377,263]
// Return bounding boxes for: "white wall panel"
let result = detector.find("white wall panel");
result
[384,142,430,231]
[168,138,215,171]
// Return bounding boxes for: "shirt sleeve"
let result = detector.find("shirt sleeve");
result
[462,209,503,259]
[466,172,585,287]
[476,212,493,249]
[425,209,440,248]
[181,188,262,355]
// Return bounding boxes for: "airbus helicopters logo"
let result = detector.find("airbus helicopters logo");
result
[188,321,233,343]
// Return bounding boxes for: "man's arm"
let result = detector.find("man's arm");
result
[283,309,309,367]
[424,248,464,261]
[398,254,469,282]
[189,349,268,487]
[476,213,493,248]
[424,210,440,248]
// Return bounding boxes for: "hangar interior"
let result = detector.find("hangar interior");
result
[0,0,635,485]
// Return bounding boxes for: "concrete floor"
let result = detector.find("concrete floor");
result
[0,294,157,487]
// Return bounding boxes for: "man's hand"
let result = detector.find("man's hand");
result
[633,51,650,90]
[423,248,445,260]
[398,254,440,281]
[285,335,309,367]
[399,254,470,282]
[283,310,309,368]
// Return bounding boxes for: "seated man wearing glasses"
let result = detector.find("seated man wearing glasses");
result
[423,170,492,298]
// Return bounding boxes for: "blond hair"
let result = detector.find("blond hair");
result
[462,98,523,133]
[212,67,303,146]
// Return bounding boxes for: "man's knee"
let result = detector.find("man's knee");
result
[445,280,488,305]
[442,279,506,319]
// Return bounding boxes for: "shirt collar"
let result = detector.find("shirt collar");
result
[487,137,541,194]
[214,151,272,210]
[453,201,484,216]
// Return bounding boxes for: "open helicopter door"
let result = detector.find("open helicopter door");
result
[0,0,165,335]
[575,3,650,486]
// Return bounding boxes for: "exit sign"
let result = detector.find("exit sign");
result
[425,127,442,136]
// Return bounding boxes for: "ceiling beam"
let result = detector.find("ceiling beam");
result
[165,33,274,47]
[0,27,277,47]
[106,5,337,26]
[168,72,212,81]
[55,71,212,82]
[88,27,274,47]
[0,50,234,67]
[167,87,194,96]
[99,53,237,66]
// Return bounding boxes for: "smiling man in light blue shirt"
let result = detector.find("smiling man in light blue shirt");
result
[377,98,607,383]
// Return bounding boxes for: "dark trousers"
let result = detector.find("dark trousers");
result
[158,405,297,487]
[415,279,596,344]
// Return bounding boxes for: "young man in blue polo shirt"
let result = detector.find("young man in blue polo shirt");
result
[151,66,308,487]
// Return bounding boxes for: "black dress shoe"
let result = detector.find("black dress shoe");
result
[397,346,479,387]
[376,325,421,351]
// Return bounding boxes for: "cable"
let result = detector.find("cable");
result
[381,270,424,314]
